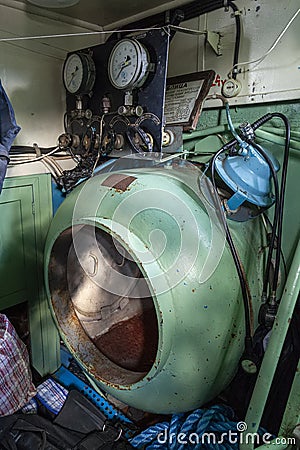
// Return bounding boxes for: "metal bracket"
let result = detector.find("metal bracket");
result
[206,31,222,56]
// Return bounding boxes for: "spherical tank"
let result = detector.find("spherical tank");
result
[44,161,266,413]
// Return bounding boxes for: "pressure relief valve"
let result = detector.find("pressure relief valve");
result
[215,105,280,212]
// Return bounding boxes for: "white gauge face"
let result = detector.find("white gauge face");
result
[63,53,96,94]
[108,39,150,90]
[63,53,84,94]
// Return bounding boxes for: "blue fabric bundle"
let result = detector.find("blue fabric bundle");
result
[0,80,20,192]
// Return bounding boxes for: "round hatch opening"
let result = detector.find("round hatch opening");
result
[48,224,158,385]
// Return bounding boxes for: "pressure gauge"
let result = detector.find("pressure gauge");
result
[108,38,150,90]
[63,52,96,95]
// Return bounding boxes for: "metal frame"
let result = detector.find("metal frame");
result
[241,239,300,450]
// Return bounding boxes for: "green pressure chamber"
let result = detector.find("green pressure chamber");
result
[44,162,266,413]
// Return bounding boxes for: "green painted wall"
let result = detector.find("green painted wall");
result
[198,101,300,131]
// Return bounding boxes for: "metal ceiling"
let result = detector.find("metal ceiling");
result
[13,0,194,29]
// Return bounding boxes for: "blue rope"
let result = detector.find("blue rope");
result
[130,404,263,450]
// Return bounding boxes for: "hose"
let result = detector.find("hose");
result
[244,140,280,297]
[10,145,58,155]
[8,147,61,165]
[262,213,287,281]
[268,113,290,295]
[211,111,291,303]
[228,1,241,80]
[200,102,254,353]
[210,146,253,354]
[220,113,274,152]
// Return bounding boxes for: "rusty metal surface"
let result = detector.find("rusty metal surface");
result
[101,174,137,192]
[93,308,158,372]
[48,225,153,387]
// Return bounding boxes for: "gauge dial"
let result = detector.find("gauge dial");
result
[108,39,150,90]
[63,52,96,95]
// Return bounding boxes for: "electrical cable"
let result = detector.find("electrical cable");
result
[168,7,240,57]
[126,125,153,153]
[198,97,253,350]
[210,148,253,354]
[9,154,61,179]
[40,157,61,179]
[0,27,161,43]
[268,113,291,295]
[245,114,290,299]
[8,153,71,181]
[91,115,105,175]
[65,147,81,164]
[206,104,290,352]
[243,140,280,297]
[10,145,58,154]
[227,1,241,80]
[46,156,64,176]
[228,7,300,76]
[262,213,287,282]
[168,24,206,35]
[9,152,70,161]
[224,102,241,143]
[217,111,291,302]
[8,146,61,165]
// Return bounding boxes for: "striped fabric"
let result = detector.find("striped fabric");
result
[22,378,68,415]
[0,314,36,416]
[35,378,68,415]
[21,397,38,414]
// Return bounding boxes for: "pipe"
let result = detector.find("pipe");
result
[240,238,300,450]
[183,126,300,153]
[261,126,300,140]
[225,102,244,145]
[183,124,240,141]
[255,129,300,152]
